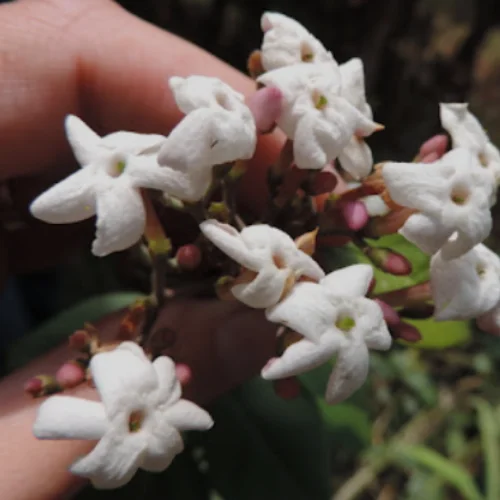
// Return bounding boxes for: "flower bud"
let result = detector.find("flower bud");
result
[273,377,301,400]
[374,299,400,326]
[176,244,202,271]
[364,247,412,276]
[55,360,86,389]
[416,134,448,162]
[248,86,283,134]
[24,375,61,398]
[363,207,415,237]
[247,49,265,79]
[340,200,369,231]
[175,363,192,386]
[390,322,422,343]
[69,329,92,352]
[400,303,435,319]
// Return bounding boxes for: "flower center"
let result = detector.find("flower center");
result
[128,410,145,433]
[335,315,356,332]
[476,263,486,277]
[450,186,469,205]
[300,42,314,62]
[312,91,328,110]
[108,159,126,178]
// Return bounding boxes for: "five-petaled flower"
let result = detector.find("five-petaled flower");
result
[260,12,336,71]
[258,63,379,170]
[430,243,500,321]
[382,148,495,260]
[156,76,257,202]
[440,102,500,185]
[33,342,213,490]
[200,220,325,308]
[30,115,172,257]
[263,264,391,404]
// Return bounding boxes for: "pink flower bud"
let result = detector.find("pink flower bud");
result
[273,377,301,400]
[55,360,86,389]
[24,375,61,398]
[400,304,435,319]
[418,134,448,160]
[311,169,338,195]
[365,247,412,276]
[175,363,192,386]
[390,322,422,343]
[340,200,369,231]
[420,152,440,164]
[69,329,91,352]
[248,87,283,133]
[374,299,400,326]
[176,244,202,271]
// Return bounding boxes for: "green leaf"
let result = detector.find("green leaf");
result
[473,398,500,500]
[393,445,483,500]
[397,317,472,349]
[7,292,143,371]
[199,377,331,500]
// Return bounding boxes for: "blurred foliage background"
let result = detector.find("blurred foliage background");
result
[2,0,500,498]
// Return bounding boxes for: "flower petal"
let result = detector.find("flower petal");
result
[30,167,97,224]
[382,161,448,214]
[399,213,452,255]
[338,136,373,179]
[266,282,337,342]
[200,220,262,271]
[260,12,335,71]
[65,115,101,166]
[361,300,392,350]
[91,179,145,257]
[101,131,166,155]
[440,103,487,152]
[33,396,108,440]
[153,356,181,407]
[261,336,339,380]
[232,265,290,308]
[325,338,370,405]
[339,58,372,118]
[90,346,158,418]
[141,425,183,473]
[162,399,214,431]
[70,432,148,489]
[320,264,373,297]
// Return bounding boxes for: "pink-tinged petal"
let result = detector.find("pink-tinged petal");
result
[325,338,369,405]
[70,432,148,489]
[418,134,448,160]
[33,396,108,440]
[247,87,283,133]
[92,179,145,257]
[30,167,97,224]
[261,337,338,380]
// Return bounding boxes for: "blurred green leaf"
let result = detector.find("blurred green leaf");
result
[404,469,446,500]
[199,377,331,500]
[7,292,143,371]
[393,444,483,500]
[398,317,472,349]
[473,398,500,500]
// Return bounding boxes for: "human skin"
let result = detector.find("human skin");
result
[0,1,283,498]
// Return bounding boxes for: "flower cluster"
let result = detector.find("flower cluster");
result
[27,11,500,490]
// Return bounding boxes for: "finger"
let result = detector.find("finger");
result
[0,0,282,208]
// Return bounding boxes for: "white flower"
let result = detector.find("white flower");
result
[263,264,391,404]
[382,148,495,260]
[157,76,257,202]
[337,58,375,179]
[200,220,325,308]
[257,63,379,170]
[33,342,213,490]
[430,244,500,321]
[440,102,500,183]
[260,12,336,71]
[29,115,177,257]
